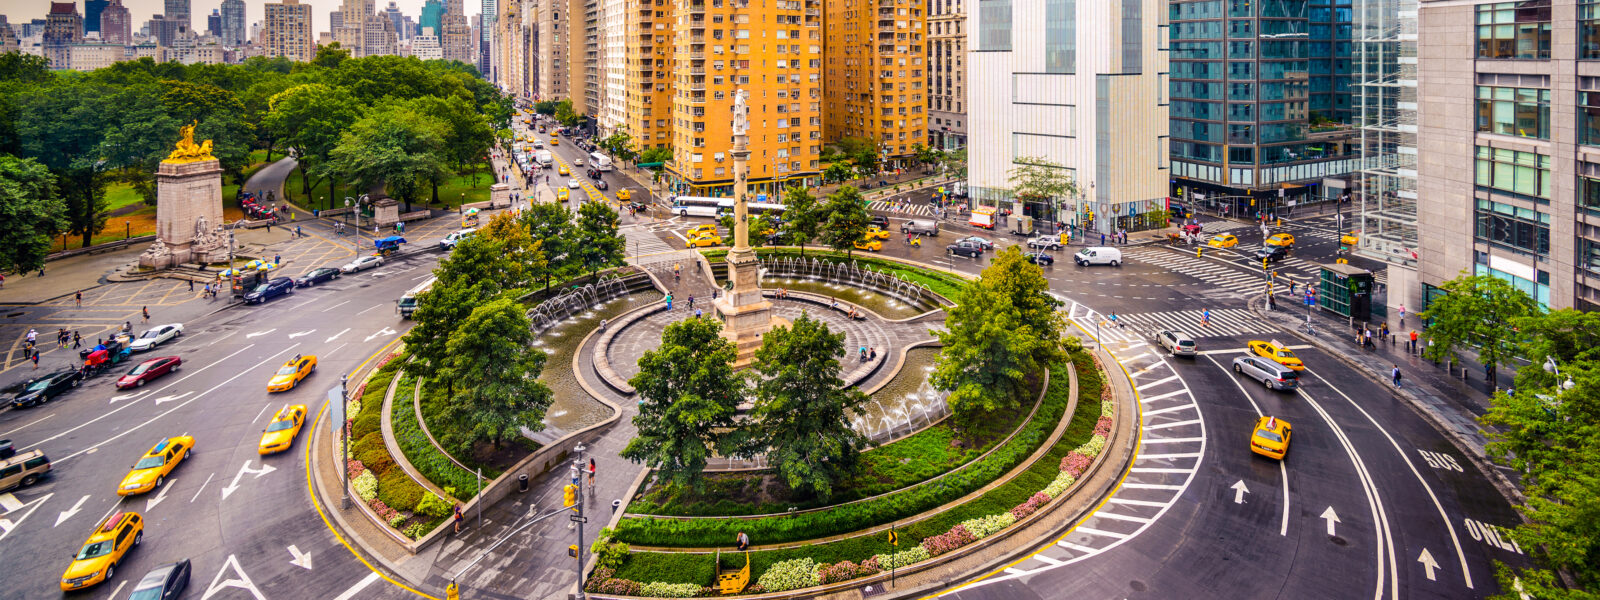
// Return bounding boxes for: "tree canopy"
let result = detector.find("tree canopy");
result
[820,186,870,257]
[621,317,745,491]
[1418,274,1542,371]
[0,155,67,273]
[932,247,1063,424]
[434,296,554,453]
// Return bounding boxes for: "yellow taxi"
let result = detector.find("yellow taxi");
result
[1265,233,1296,247]
[267,354,317,392]
[1208,234,1238,248]
[556,188,571,202]
[864,225,891,240]
[558,164,571,176]
[259,404,308,454]
[687,224,719,238]
[1247,339,1304,371]
[854,238,883,252]
[549,138,559,146]
[117,436,193,496]
[60,511,143,591]
[1340,233,1359,246]
[617,188,632,201]
[687,233,724,248]
[1250,416,1292,460]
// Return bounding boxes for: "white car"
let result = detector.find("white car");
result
[129,323,183,352]
[1026,236,1063,251]
[574,158,585,166]
[440,229,476,250]
[340,255,383,273]
[567,179,581,189]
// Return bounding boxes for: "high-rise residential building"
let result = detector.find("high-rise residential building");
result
[420,0,444,37]
[70,41,125,70]
[1414,0,1600,310]
[824,0,927,162]
[207,9,221,37]
[535,0,568,101]
[149,14,187,47]
[165,0,191,33]
[598,0,626,135]
[100,0,132,44]
[968,0,1169,236]
[413,25,443,58]
[1349,0,1420,310]
[480,0,495,74]
[84,0,109,33]
[385,2,406,40]
[330,10,344,31]
[43,2,83,70]
[264,0,315,61]
[645,0,823,197]
[492,0,533,98]
[220,0,246,45]
[927,0,964,150]
[1167,0,1361,219]
[624,0,670,150]
[440,0,473,63]
[0,17,20,54]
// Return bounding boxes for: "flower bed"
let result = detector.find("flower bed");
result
[698,248,967,301]
[344,353,446,540]
[611,367,1061,548]
[597,350,1111,593]
[392,372,483,495]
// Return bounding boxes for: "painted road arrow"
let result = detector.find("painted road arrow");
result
[54,494,90,527]
[220,461,277,500]
[1230,480,1249,504]
[287,330,315,339]
[245,329,277,339]
[287,545,313,570]
[153,391,195,406]
[0,492,52,543]
[1418,548,1440,581]
[364,327,397,342]
[325,328,350,343]
[201,554,266,600]
[146,478,176,511]
[1321,507,1340,536]
[110,390,152,404]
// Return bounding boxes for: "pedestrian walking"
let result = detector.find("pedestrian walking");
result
[73,331,81,349]
[688,295,695,310]
[142,306,150,323]
[1201,309,1211,325]
[1391,365,1403,388]
[188,279,194,292]
[75,291,82,307]
[1289,281,1297,296]
[1408,330,1418,353]
[587,458,596,488]
[31,350,39,370]
[665,294,674,310]
[694,308,703,318]
[1100,233,1106,246]
[454,504,464,533]
[274,254,281,265]
[296,225,302,238]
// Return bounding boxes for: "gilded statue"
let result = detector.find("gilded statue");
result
[165,121,216,163]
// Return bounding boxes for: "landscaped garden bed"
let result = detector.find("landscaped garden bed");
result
[342,352,455,540]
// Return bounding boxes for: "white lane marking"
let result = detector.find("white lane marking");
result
[1109,498,1172,508]
[1139,374,1179,389]
[1323,506,1342,536]
[0,413,54,437]
[411,273,432,281]
[331,572,381,600]
[1121,483,1184,491]
[105,580,127,599]
[191,472,215,503]
[1139,389,1187,403]
[0,492,51,541]
[1297,385,1394,600]
[145,477,176,511]
[322,343,348,361]
[1092,511,1153,524]
[1056,541,1098,554]
[205,331,237,347]
[55,347,295,464]
[326,328,351,343]
[1075,526,1129,539]
[111,390,154,404]
[1139,436,1204,444]
[1030,554,1064,565]
[356,303,386,315]
[1138,452,1203,460]
[1304,367,1474,590]
[252,403,272,424]
[1142,405,1197,417]
[1003,567,1027,575]
[0,493,20,512]
[320,300,352,313]
[364,327,397,342]
[1143,419,1201,431]
[220,460,277,500]
[153,392,194,406]
[1206,355,1296,541]
[288,544,314,570]
[1231,480,1250,504]
[1129,467,1193,474]
[54,494,89,527]
[23,345,256,452]
[201,554,266,600]
[288,329,315,339]
[245,329,277,339]
[1418,548,1440,581]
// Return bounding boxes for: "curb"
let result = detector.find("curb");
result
[1246,295,1526,509]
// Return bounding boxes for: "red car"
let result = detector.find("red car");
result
[116,356,181,389]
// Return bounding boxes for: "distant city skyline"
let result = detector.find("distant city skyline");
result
[7,0,480,40]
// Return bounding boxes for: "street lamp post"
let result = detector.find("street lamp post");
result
[571,442,589,599]
[340,374,351,509]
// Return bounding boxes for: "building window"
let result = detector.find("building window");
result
[1474,146,1550,198]
[1476,86,1549,138]
[1582,0,1600,58]
[1582,176,1600,212]
[1581,238,1600,276]
[1477,1,1551,59]
[978,0,1011,51]
[1475,198,1550,257]
[1044,0,1073,73]
[1580,92,1600,145]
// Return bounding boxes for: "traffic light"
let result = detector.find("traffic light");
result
[563,484,577,509]
[1262,258,1269,270]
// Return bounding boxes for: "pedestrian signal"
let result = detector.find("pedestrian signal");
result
[569,544,580,558]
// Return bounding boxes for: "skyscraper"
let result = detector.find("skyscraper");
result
[84,0,109,33]
[207,9,221,37]
[1350,0,1419,310]
[385,2,405,40]
[43,2,84,70]
[220,0,246,45]
[480,0,495,74]
[264,0,314,61]
[100,0,131,44]
[927,0,965,150]
[440,0,473,63]
[420,0,443,37]
[824,0,928,162]
[164,0,191,33]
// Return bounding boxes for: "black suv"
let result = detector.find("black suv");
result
[869,215,890,230]
[245,277,295,304]
[1024,252,1055,266]
[14,368,81,407]
[947,240,986,258]
[1254,245,1290,264]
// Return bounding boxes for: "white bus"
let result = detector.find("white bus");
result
[397,277,436,319]
[589,152,614,171]
[717,202,788,219]
[671,196,734,217]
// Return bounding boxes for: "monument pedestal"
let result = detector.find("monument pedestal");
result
[373,197,400,227]
[141,158,224,270]
[715,250,783,369]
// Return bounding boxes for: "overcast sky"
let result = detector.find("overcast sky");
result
[6,0,485,35]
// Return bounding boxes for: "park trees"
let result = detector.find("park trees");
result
[622,317,745,491]
[932,246,1063,423]
[15,82,118,248]
[1417,274,1542,382]
[573,201,626,277]
[321,104,450,212]
[159,80,255,184]
[777,184,821,254]
[519,202,577,289]
[1007,156,1079,219]
[739,314,871,499]
[820,186,871,257]
[0,155,68,273]
[264,83,362,206]
[434,296,554,453]
[637,146,672,166]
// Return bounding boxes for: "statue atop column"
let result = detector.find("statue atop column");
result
[732,90,750,137]
[714,87,780,369]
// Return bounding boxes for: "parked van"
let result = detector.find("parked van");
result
[900,219,940,237]
[1073,246,1123,267]
[0,449,52,491]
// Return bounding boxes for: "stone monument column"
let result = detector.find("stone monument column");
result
[714,89,782,369]
[142,121,224,269]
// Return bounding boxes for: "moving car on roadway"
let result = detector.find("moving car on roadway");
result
[116,356,181,390]
[556,188,571,202]
[0,449,52,491]
[398,278,435,319]
[864,225,892,240]
[1255,245,1290,264]
[340,255,383,274]
[1157,330,1197,357]
[267,354,317,392]
[687,224,719,238]
[854,237,884,252]
[296,267,341,287]
[687,233,724,248]
[947,240,985,258]
[13,368,82,407]
[117,436,193,496]
[1231,355,1301,391]
[1265,233,1296,247]
[1073,247,1123,267]
[128,324,183,352]
[1250,416,1292,460]
[60,511,143,591]
[128,560,191,600]
[1023,252,1054,266]
[258,405,308,454]
[956,235,995,250]
[1208,234,1239,248]
[244,277,295,304]
[1026,236,1063,251]
[1248,339,1305,370]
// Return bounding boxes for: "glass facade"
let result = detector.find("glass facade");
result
[1474,198,1550,255]
[1583,0,1600,58]
[1044,0,1074,72]
[1476,1,1551,59]
[1580,91,1600,145]
[1476,86,1549,138]
[1474,146,1551,198]
[978,0,1012,51]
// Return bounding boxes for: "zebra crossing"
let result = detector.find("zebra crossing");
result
[867,200,936,216]
[1125,247,1280,297]
[622,225,687,264]
[1068,305,1273,341]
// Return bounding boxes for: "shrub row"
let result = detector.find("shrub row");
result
[611,365,1064,548]
[392,373,481,497]
[343,354,445,539]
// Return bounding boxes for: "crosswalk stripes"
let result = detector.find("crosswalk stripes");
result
[1125,248,1276,296]
[622,226,684,264]
[1109,308,1273,339]
[867,200,935,216]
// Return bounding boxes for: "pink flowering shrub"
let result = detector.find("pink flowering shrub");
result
[346,459,366,479]
[368,498,400,522]
[818,561,871,584]
[1060,452,1092,477]
[1093,416,1113,438]
[921,524,976,557]
[1010,491,1052,520]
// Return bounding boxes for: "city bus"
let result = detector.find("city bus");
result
[671,196,734,218]
[397,277,435,319]
[717,202,788,219]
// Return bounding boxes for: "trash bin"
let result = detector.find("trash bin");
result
[518,473,529,493]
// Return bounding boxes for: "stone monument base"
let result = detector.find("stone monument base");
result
[374,197,400,227]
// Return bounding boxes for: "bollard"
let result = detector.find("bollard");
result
[518,473,529,493]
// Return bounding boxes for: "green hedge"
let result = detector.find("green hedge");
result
[345,356,439,537]
[630,401,1019,517]
[699,248,967,301]
[391,373,482,500]
[613,351,1105,587]
[611,362,1068,548]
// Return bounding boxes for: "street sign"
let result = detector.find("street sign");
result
[569,515,589,524]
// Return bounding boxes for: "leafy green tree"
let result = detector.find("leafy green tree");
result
[479,211,548,281]
[310,43,351,69]
[264,83,362,205]
[637,146,672,166]
[739,314,870,499]
[159,81,255,184]
[519,202,576,290]
[573,201,626,276]
[16,82,117,248]
[534,100,557,115]
[553,98,582,127]
[1418,274,1541,376]
[622,317,745,491]
[99,84,182,205]
[408,94,494,189]
[0,53,52,155]
[321,104,450,212]
[912,143,944,172]
[932,247,1063,423]
[402,278,487,382]
[823,162,853,184]
[0,155,68,273]
[820,186,870,257]
[777,184,821,254]
[1007,155,1079,210]
[435,297,554,453]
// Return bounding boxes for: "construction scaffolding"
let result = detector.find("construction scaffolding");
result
[1353,0,1420,268]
